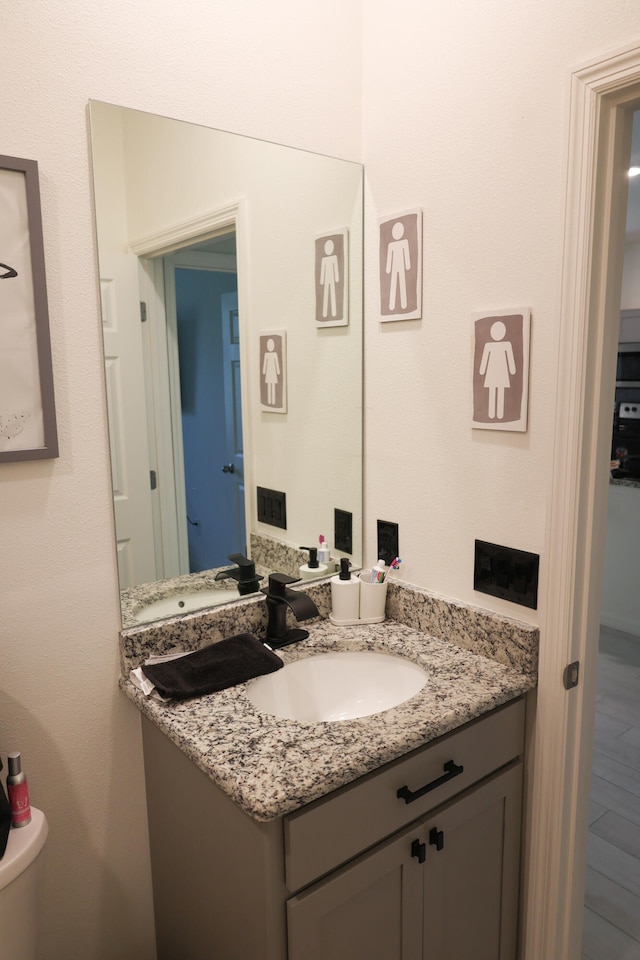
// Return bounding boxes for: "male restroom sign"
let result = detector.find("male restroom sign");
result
[472,308,531,432]
[378,209,422,321]
[315,229,348,327]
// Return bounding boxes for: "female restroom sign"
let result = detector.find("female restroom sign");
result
[259,331,287,413]
[378,209,422,321]
[472,308,530,432]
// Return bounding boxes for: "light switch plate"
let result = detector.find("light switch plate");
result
[377,520,399,566]
[474,539,539,609]
[257,486,287,529]
[334,509,353,554]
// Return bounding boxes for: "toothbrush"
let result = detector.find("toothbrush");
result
[381,558,401,582]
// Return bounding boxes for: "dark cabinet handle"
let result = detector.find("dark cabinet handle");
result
[222,463,235,473]
[411,839,426,863]
[429,827,444,852]
[396,760,464,804]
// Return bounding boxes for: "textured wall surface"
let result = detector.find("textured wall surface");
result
[0,3,361,956]
[3,0,640,955]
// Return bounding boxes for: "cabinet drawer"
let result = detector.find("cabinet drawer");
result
[285,697,525,893]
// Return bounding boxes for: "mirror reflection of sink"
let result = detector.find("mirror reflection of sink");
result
[246,651,428,722]
[133,588,241,622]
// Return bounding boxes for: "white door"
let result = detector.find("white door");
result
[221,290,247,553]
[100,250,157,588]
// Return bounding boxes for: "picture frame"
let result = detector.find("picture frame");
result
[259,330,287,413]
[378,208,422,321]
[0,155,58,461]
[315,228,348,327]
[471,307,531,432]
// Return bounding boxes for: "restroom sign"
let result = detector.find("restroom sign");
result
[378,208,422,322]
[472,308,530,432]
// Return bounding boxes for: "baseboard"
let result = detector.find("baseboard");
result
[600,611,640,639]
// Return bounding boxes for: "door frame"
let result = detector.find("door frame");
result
[523,42,640,959]
[130,201,253,579]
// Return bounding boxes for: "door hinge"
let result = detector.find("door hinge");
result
[140,301,147,323]
[563,661,580,690]
[150,469,157,491]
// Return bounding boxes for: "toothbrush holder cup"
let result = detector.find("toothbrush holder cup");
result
[358,573,388,623]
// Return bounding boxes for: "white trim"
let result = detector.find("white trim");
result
[523,45,640,960]
[128,204,245,258]
[160,258,190,574]
[138,258,184,579]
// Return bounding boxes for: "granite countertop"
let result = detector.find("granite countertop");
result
[120,612,536,822]
[120,563,273,629]
[610,475,640,489]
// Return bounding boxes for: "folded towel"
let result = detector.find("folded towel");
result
[140,633,283,700]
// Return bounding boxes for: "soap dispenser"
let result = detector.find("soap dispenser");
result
[330,558,360,624]
[299,546,328,581]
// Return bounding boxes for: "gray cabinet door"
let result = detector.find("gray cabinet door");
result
[421,762,523,960]
[287,822,425,960]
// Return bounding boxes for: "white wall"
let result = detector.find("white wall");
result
[360,1,640,621]
[601,484,640,636]
[0,3,361,957]
[622,240,640,310]
[5,1,640,956]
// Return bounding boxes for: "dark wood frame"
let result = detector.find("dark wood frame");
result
[0,154,58,462]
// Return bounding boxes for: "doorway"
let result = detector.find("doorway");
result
[523,51,640,960]
[139,227,248,581]
[171,256,246,572]
[581,107,640,959]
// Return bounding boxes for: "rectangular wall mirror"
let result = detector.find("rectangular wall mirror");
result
[88,101,363,628]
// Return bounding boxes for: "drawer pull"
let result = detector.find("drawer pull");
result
[396,760,464,804]
[429,826,444,851]
[411,838,426,863]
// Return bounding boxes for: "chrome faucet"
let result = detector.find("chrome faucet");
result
[214,553,263,596]
[261,573,320,649]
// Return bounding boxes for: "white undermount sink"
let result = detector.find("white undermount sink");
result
[134,587,240,622]
[246,650,428,722]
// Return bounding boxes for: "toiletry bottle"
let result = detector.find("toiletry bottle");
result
[331,558,360,623]
[6,751,31,828]
[317,535,336,574]
[299,546,328,581]
[370,559,387,583]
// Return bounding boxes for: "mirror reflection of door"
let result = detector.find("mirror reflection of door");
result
[164,236,246,574]
[107,230,246,588]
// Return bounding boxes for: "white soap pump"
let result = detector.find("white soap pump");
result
[330,558,360,624]
[299,546,328,581]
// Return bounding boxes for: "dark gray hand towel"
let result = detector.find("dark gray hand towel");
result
[141,633,283,700]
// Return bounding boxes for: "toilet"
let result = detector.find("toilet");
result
[0,808,48,960]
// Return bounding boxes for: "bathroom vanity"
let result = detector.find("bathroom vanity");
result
[120,582,537,960]
[141,695,524,960]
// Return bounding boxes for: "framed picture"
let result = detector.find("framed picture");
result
[259,330,287,413]
[378,208,422,321]
[0,155,58,461]
[472,308,531,432]
[315,228,348,327]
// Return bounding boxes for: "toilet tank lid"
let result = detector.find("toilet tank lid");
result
[0,807,47,891]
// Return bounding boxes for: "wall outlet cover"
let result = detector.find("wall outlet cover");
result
[377,520,399,566]
[334,508,353,554]
[474,539,539,609]
[257,487,287,529]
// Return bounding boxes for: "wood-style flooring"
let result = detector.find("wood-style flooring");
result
[582,626,640,959]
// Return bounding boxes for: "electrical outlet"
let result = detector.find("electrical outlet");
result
[334,508,353,554]
[257,487,287,529]
[473,539,539,609]
[377,520,399,566]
